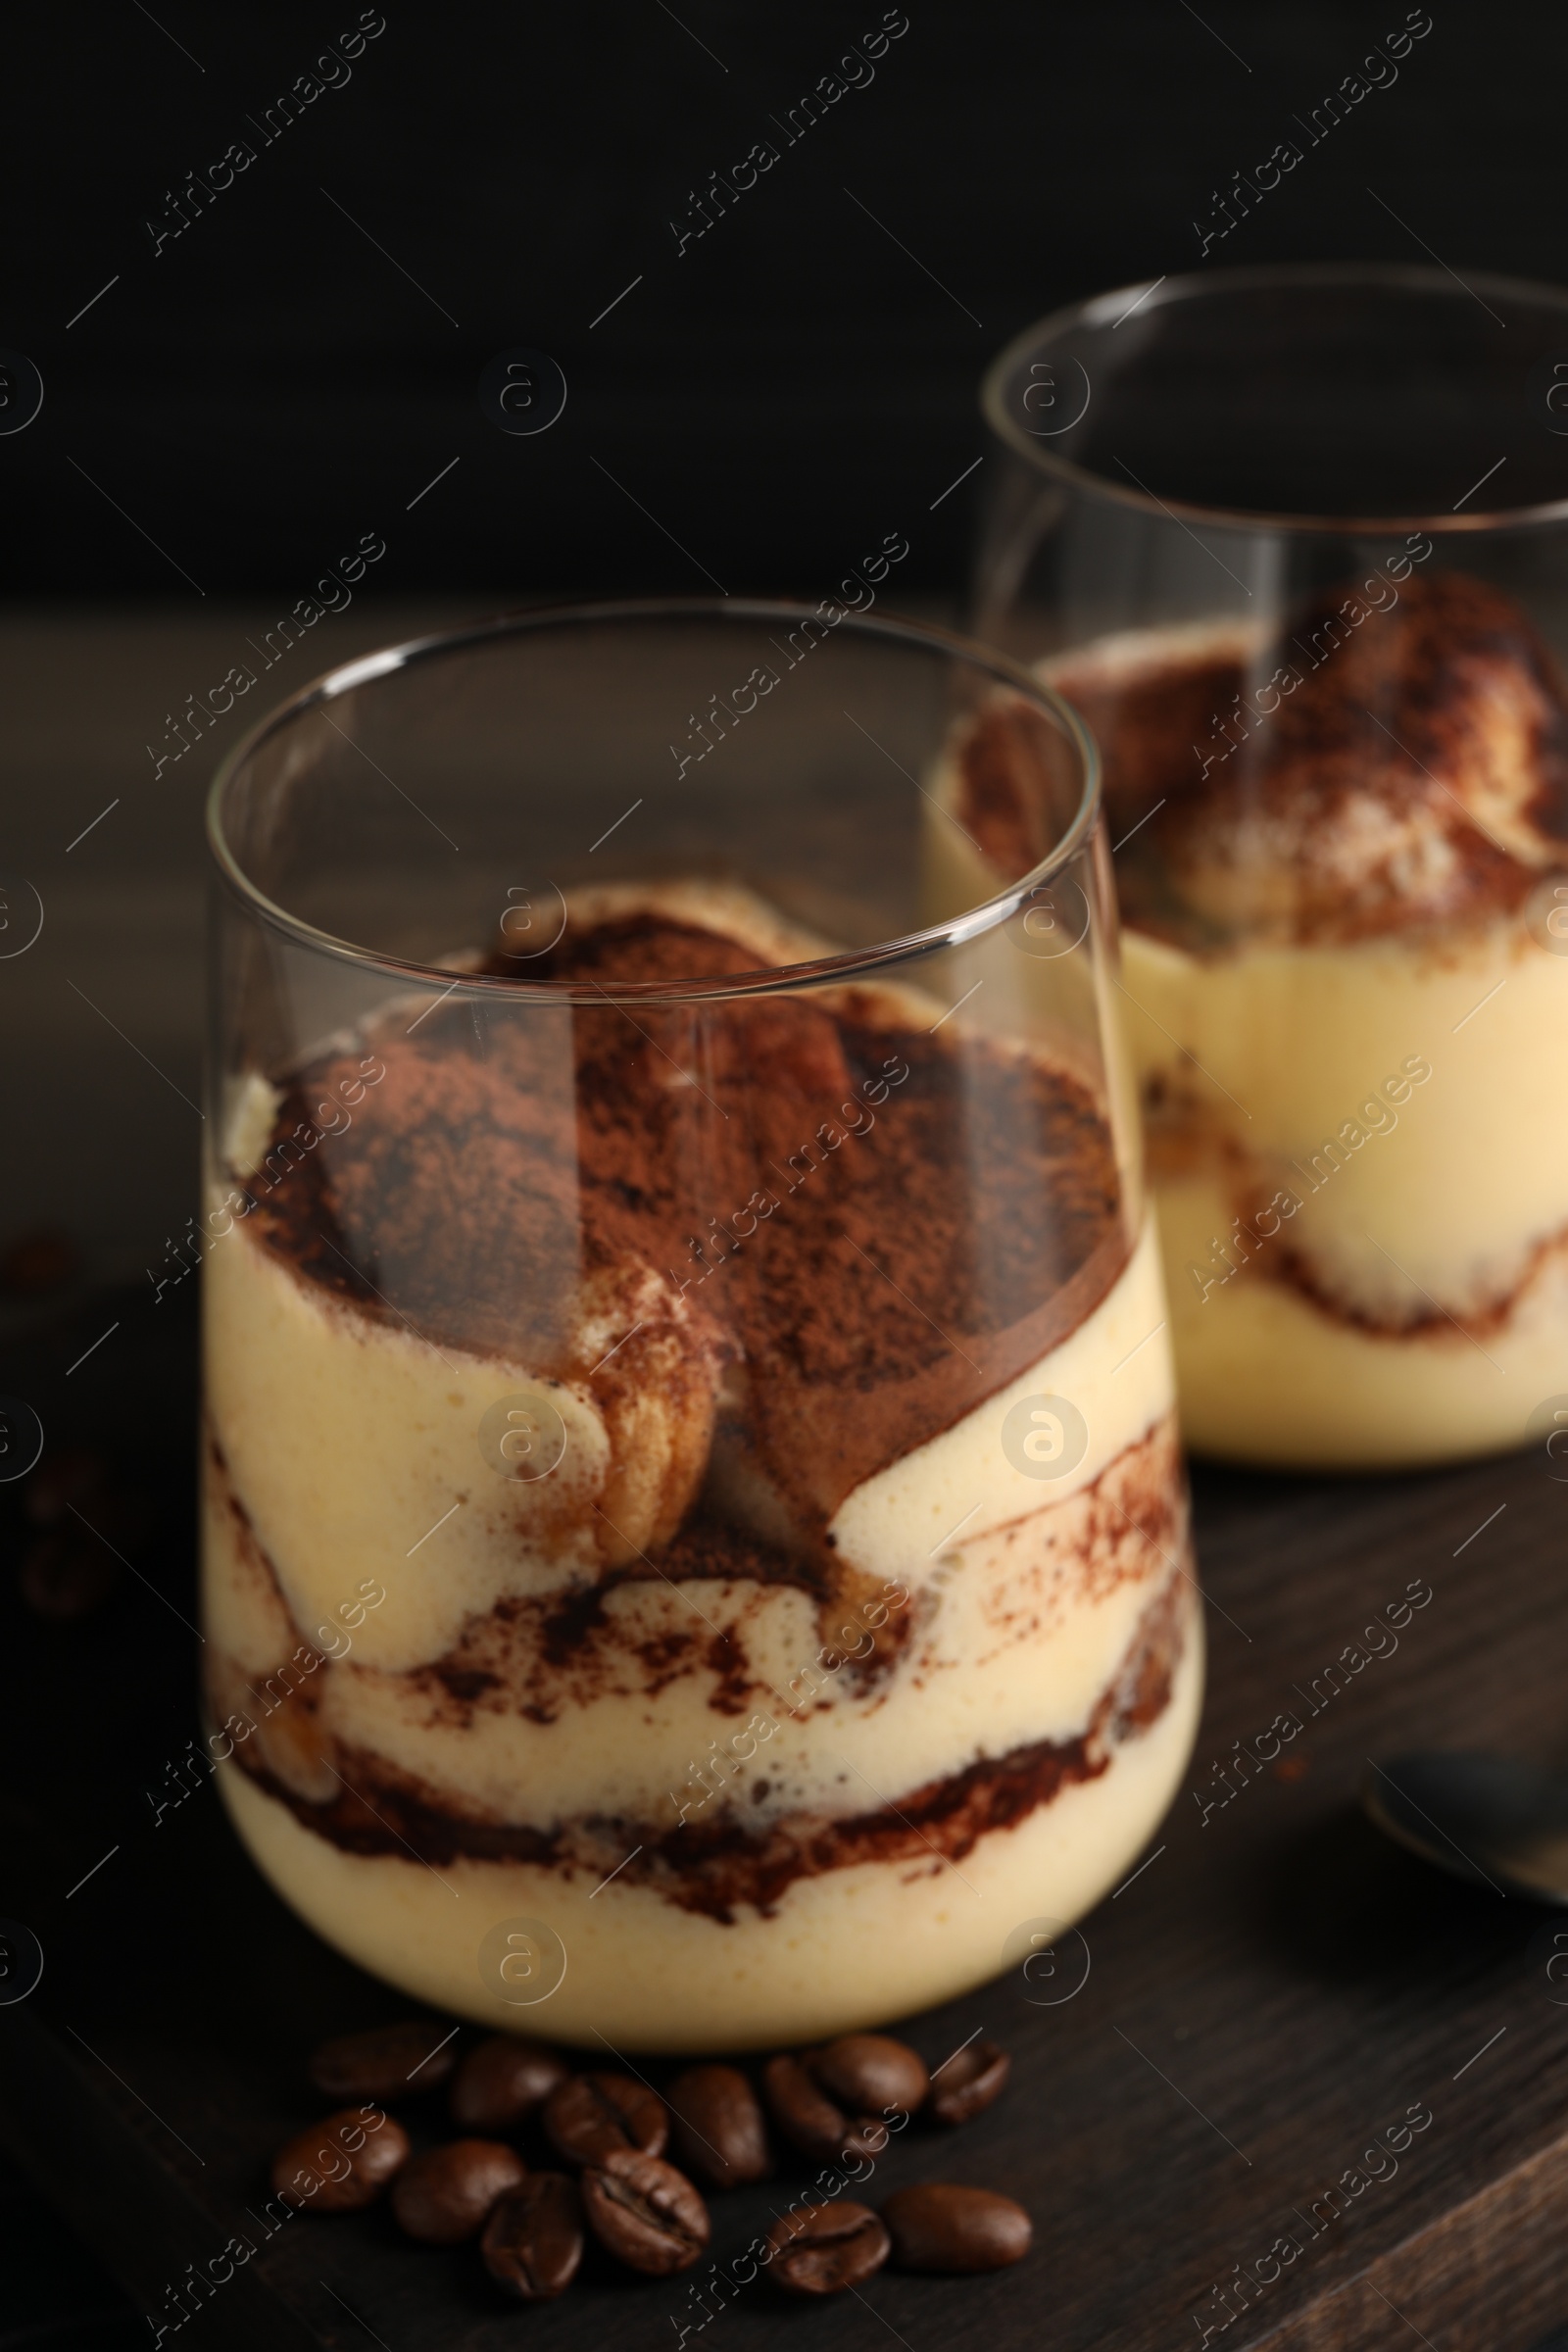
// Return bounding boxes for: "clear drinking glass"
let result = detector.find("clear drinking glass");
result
[972,265,1568,1471]
[200,599,1200,2052]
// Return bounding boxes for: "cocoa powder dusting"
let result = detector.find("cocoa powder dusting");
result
[222,1539,1191,1921]
[962,572,1568,947]
[246,910,1126,1530]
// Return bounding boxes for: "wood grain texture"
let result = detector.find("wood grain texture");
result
[3,1289,1568,2350]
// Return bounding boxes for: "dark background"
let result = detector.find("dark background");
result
[6,0,1564,602]
[7,9,1568,2344]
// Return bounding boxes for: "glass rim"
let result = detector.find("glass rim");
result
[206,596,1102,1004]
[981,259,1568,537]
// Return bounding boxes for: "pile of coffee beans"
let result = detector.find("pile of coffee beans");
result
[271,2018,1030,2305]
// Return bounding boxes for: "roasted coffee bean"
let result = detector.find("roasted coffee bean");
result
[581,2148,710,2276]
[761,2054,844,2160]
[450,2034,569,2132]
[272,2107,410,2211]
[309,2021,457,2102]
[544,2072,668,2166]
[881,2184,1032,2273]
[811,2034,929,2119]
[666,2064,770,2189]
[766,2200,891,2295]
[481,2175,584,2301]
[929,2038,1010,2127]
[761,2055,886,2165]
[390,2138,526,2243]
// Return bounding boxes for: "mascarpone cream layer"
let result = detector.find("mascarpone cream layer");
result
[1157,1167,1568,1466]
[204,1209,1182,1823]
[214,1606,1202,2051]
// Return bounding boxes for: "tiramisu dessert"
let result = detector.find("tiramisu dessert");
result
[934,573,1568,1465]
[202,878,1199,2050]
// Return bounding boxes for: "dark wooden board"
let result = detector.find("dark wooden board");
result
[5,1287,1568,2351]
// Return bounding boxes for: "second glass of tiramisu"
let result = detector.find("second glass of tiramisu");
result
[964,265,1568,1469]
[201,601,1199,2049]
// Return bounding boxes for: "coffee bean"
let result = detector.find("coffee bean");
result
[272,2107,410,2212]
[929,2038,1010,2127]
[666,2065,770,2189]
[811,2034,929,2118]
[544,2072,668,2166]
[760,2055,887,2165]
[390,2138,526,2244]
[450,2034,569,2132]
[881,2184,1032,2273]
[760,2054,843,2160]
[581,2148,710,2276]
[481,2175,584,2300]
[766,2200,891,2295]
[309,2021,457,2103]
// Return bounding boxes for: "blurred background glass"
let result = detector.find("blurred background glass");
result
[972,265,1568,1468]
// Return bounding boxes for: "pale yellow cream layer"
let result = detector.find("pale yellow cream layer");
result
[203,1197,1172,1663]
[1158,1168,1568,1466]
[1122,921,1568,1318]
[204,1215,1181,1823]
[215,1607,1201,2052]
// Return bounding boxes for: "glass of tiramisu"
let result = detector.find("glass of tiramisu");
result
[966,265,1568,1469]
[200,601,1200,2049]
